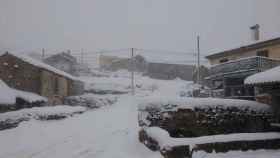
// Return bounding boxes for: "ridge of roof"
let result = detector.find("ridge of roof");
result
[206,37,280,59]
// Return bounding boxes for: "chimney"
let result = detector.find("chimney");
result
[250,24,260,41]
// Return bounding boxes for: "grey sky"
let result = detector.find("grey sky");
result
[0,0,280,55]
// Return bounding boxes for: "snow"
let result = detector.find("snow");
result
[193,150,280,158]
[0,80,47,105]
[0,70,279,158]
[0,96,161,158]
[138,96,271,112]
[0,105,87,122]
[144,127,280,151]
[245,65,280,85]
[80,70,194,97]
[2,52,80,81]
[0,80,16,105]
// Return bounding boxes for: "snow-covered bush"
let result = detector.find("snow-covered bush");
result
[0,105,86,130]
[65,93,118,108]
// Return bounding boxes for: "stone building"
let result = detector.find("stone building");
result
[44,52,79,76]
[99,55,147,72]
[0,52,84,104]
[206,37,280,99]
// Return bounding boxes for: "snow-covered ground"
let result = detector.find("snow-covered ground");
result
[80,70,195,97]
[0,95,161,158]
[0,70,280,158]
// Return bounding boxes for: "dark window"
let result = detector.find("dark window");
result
[257,50,269,57]
[219,58,229,63]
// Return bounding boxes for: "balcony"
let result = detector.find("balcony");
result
[208,56,280,79]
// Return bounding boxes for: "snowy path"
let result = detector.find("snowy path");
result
[0,95,162,158]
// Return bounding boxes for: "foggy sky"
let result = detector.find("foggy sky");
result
[0,0,280,55]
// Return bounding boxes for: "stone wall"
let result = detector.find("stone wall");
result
[139,107,276,138]
[139,128,280,158]
[0,53,41,94]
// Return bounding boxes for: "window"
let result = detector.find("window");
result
[257,50,269,57]
[219,58,229,63]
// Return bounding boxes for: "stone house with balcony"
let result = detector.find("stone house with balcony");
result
[205,37,280,99]
[0,52,84,105]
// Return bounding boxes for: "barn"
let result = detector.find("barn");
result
[0,52,84,105]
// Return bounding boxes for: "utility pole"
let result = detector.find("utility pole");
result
[131,48,135,95]
[197,36,200,85]
[42,48,45,59]
[81,49,84,64]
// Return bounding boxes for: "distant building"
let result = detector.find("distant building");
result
[99,55,195,81]
[146,62,195,81]
[99,55,148,72]
[205,37,280,99]
[0,52,84,105]
[44,52,79,76]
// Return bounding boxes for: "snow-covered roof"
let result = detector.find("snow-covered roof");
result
[0,80,16,105]
[138,97,270,112]
[1,52,79,81]
[245,65,280,85]
[206,37,280,59]
[0,79,47,105]
[45,52,77,63]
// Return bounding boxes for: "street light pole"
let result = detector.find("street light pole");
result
[131,48,135,95]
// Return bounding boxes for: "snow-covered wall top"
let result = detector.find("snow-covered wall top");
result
[245,65,280,85]
[138,97,270,112]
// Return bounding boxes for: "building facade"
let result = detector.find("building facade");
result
[206,37,280,99]
[146,62,195,81]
